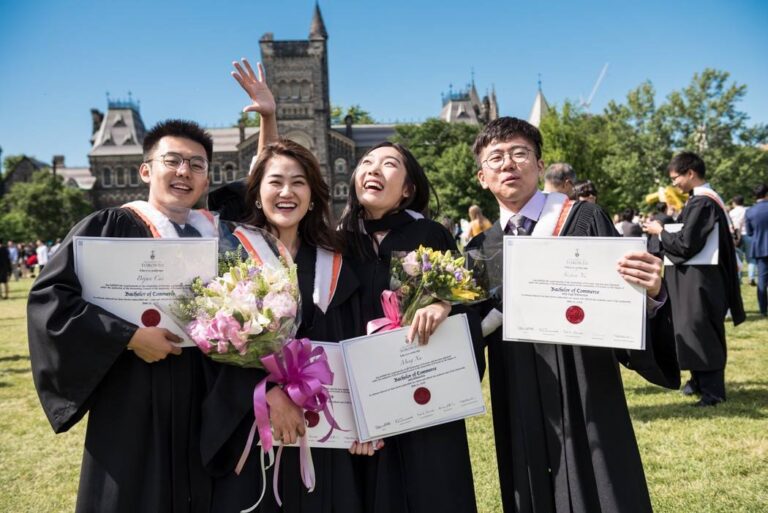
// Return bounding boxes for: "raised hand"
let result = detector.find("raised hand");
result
[231,58,276,117]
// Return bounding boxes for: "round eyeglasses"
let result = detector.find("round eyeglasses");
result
[482,147,533,171]
[146,152,209,175]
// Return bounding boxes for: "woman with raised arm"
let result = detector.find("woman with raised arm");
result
[201,59,365,513]
[337,143,480,513]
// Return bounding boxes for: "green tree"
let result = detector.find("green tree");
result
[2,155,24,178]
[331,104,375,125]
[663,69,768,201]
[0,170,92,241]
[599,81,673,215]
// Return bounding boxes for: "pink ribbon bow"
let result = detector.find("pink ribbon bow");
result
[366,290,402,334]
[236,338,339,506]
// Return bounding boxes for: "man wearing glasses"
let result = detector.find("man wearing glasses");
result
[28,120,216,512]
[466,117,679,513]
[644,151,745,407]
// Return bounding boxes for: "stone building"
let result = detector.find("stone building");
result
[11,5,502,215]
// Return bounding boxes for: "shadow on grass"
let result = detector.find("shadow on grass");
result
[1,367,31,375]
[0,355,30,363]
[630,385,768,420]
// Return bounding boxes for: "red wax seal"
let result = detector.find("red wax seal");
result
[304,411,320,428]
[565,305,585,324]
[141,308,161,327]
[413,387,431,405]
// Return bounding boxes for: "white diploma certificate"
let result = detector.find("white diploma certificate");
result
[341,314,485,442]
[73,237,218,347]
[280,342,359,449]
[503,236,646,350]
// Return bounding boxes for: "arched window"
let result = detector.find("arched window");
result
[334,158,347,175]
[224,162,237,182]
[115,167,126,187]
[301,81,311,100]
[333,183,349,199]
[101,167,113,187]
[129,167,140,186]
[212,164,222,184]
[290,81,300,99]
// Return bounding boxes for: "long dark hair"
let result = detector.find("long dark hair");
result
[244,139,341,252]
[338,142,436,259]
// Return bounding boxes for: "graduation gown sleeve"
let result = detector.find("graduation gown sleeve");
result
[28,208,145,433]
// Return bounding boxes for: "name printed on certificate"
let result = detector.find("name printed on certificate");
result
[503,236,647,350]
[278,342,359,449]
[341,314,485,442]
[74,237,218,347]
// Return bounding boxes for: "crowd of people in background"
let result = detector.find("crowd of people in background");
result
[0,238,62,288]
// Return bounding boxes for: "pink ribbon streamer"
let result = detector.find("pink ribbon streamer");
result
[366,290,402,334]
[235,338,339,505]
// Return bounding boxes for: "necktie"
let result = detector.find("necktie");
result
[506,214,529,236]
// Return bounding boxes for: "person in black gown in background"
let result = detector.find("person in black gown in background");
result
[643,151,744,406]
[201,58,368,513]
[336,142,481,513]
[466,117,680,513]
[27,120,217,513]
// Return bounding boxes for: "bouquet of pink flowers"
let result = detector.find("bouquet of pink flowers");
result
[172,226,300,368]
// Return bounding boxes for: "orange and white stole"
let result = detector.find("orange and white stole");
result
[122,200,218,239]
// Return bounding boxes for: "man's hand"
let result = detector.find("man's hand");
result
[408,301,451,344]
[642,220,664,236]
[266,387,306,446]
[349,439,385,456]
[617,251,663,298]
[127,327,183,363]
[231,58,276,117]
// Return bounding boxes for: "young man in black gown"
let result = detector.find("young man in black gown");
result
[466,117,680,513]
[644,151,745,406]
[28,120,216,513]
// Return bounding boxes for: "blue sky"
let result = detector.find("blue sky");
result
[1,0,766,168]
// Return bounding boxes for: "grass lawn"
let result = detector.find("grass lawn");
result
[2,278,766,512]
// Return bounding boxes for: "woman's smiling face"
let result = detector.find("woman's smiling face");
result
[258,155,311,234]
[354,146,411,220]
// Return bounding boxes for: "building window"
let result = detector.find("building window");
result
[334,158,347,175]
[115,167,126,187]
[129,167,140,186]
[333,183,349,199]
[101,167,113,187]
[212,164,222,184]
[224,162,237,182]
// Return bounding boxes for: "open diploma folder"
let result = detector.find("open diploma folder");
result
[503,236,647,350]
[73,237,218,347]
[341,314,485,442]
[662,223,719,266]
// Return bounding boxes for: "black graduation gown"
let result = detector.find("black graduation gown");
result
[465,201,680,513]
[27,208,212,513]
[660,194,745,371]
[347,215,480,513]
[201,243,365,513]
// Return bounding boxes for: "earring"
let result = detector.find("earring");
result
[255,199,262,209]
[308,201,314,211]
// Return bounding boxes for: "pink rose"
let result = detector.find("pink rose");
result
[187,319,213,353]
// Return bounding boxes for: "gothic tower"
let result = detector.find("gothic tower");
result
[259,4,332,183]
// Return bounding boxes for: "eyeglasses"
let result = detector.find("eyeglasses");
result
[482,147,533,171]
[146,152,209,175]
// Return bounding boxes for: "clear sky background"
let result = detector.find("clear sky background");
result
[1,0,766,168]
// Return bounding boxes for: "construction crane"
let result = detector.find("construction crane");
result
[579,63,610,111]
